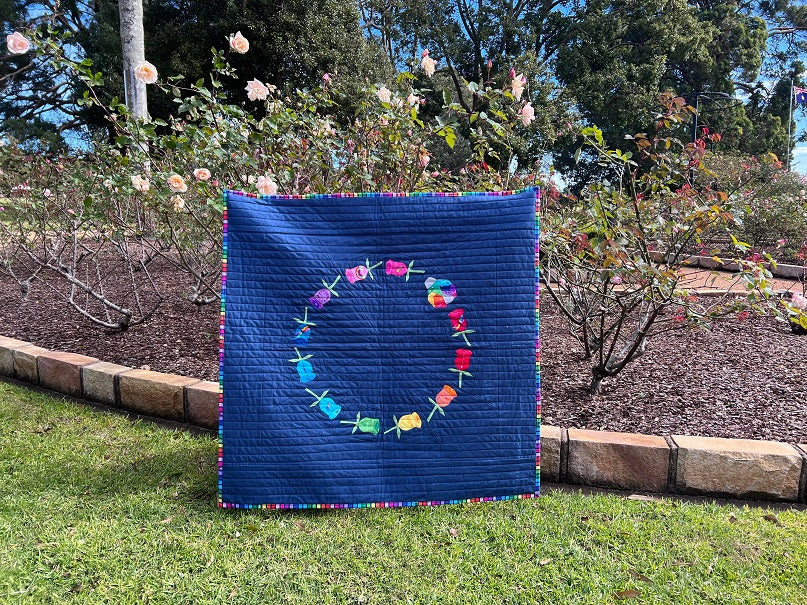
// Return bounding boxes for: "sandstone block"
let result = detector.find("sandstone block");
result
[82,361,130,405]
[0,336,28,377]
[567,429,670,492]
[697,256,719,269]
[773,263,806,280]
[540,425,561,482]
[673,435,802,501]
[12,344,49,384]
[118,369,198,421]
[186,380,220,430]
[38,351,98,398]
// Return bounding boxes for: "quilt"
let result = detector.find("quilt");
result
[218,188,541,509]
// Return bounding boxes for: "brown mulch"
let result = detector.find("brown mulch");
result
[1,267,805,444]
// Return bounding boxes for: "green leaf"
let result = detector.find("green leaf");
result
[437,125,456,149]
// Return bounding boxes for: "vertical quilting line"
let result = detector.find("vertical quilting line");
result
[377,192,389,504]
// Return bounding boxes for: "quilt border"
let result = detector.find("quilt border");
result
[217,188,541,509]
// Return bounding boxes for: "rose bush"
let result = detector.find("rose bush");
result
[0,27,538,329]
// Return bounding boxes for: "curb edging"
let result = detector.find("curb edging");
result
[0,335,803,503]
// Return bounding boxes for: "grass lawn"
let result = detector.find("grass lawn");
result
[1,380,805,604]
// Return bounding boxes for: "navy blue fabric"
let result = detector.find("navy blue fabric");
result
[221,189,537,506]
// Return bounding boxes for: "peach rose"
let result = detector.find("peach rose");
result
[244,79,269,101]
[256,175,277,195]
[170,195,186,212]
[228,31,249,54]
[133,60,158,84]
[6,32,30,55]
[167,174,188,193]
[131,174,150,192]
[193,168,211,182]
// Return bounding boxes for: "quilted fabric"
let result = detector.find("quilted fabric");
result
[219,188,540,508]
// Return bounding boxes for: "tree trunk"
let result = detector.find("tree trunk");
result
[118,0,148,120]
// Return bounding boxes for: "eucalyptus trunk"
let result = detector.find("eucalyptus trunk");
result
[118,0,148,120]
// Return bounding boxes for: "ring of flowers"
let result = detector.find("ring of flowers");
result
[288,259,474,439]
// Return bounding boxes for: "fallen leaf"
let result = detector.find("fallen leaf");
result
[448,528,459,538]
[628,570,652,583]
[614,589,641,600]
[160,517,173,524]
[728,514,737,524]
[294,521,306,531]
[762,514,780,525]
[580,516,590,522]
[539,558,551,566]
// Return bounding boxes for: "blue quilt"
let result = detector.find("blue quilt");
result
[219,188,540,509]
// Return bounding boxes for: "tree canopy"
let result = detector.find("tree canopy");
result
[2,0,805,170]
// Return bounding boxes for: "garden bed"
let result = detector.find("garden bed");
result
[1,265,805,444]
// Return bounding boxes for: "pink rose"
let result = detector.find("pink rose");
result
[245,78,269,101]
[420,50,437,77]
[193,168,211,181]
[511,73,526,101]
[376,86,392,104]
[167,174,188,193]
[256,175,278,195]
[6,32,30,55]
[792,292,807,310]
[228,31,249,54]
[322,73,332,83]
[519,102,535,126]
[133,61,158,84]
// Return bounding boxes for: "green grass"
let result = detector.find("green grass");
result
[0,381,805,604]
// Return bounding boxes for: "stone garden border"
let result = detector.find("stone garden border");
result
[649,252,807,281]
[2,334,805,504]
